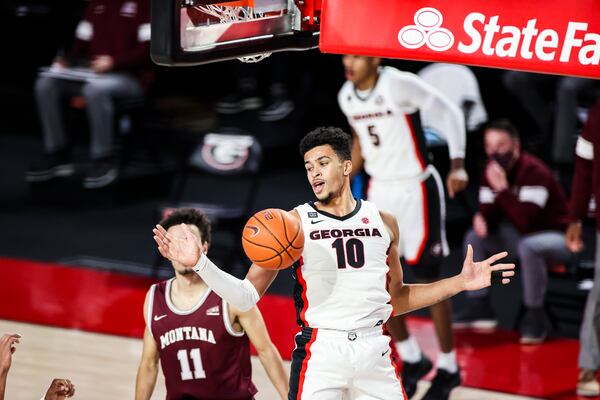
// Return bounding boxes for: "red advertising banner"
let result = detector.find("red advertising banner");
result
[319,0,600,78]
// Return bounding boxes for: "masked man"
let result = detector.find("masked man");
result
[454,119,573,344]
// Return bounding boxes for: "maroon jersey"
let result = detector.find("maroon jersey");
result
[478,152,570,234]
[149,279,257,400]
[569,100,599,227]
[67,0,154,88]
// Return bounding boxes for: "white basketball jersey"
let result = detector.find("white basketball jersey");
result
[292,200,393,331]
[338,66,465,181]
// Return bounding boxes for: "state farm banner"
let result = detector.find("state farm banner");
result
[319,0,600,78]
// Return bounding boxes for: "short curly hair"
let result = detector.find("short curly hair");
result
[159,208,212,245]
[484,118,520,139]
[299,126,352,161]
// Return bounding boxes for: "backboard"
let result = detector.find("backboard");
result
[318,0,600,78]
[152,0,599,78]
[151,0,321,66]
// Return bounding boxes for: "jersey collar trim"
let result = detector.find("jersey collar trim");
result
[309,199,362,221]
[352,69,382,102]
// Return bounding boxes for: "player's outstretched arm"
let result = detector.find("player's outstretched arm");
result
[153,224,277,311]
[0,333,20,400]
[135,291,159,400]
[236,307,289,400]
[382,211,515,315]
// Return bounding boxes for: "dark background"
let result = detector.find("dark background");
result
[0,0,590,338]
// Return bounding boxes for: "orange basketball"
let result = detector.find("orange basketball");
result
[242,208,304,270]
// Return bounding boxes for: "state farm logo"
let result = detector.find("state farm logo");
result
[398,7,454,52]
[397,7,600,66]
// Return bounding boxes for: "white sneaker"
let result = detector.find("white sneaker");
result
[577,369,600,397]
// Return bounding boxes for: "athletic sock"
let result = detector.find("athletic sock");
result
[436,350,458,374]
[396,336,422,363]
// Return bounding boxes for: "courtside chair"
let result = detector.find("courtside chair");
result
[153,129,262,278]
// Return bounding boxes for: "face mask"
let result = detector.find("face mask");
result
[490,151,514,171]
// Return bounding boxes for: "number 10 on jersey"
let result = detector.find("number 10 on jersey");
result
[332,238,365,269]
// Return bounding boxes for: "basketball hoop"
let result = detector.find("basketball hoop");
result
[193,0,286,63]
[152,0,319,66]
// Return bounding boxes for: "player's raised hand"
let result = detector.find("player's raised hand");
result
[44,378,75,399]
[460,245,515,291]
[153,224,201,267]
[0,333,21,374]
[565,221,583,253]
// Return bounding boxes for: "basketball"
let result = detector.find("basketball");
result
[242,208,304,270]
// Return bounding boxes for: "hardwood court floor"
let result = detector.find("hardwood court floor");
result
[1,319,541,400]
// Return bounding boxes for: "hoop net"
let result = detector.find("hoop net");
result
[194,3,284,62]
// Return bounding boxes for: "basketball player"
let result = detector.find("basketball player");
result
[136,209,288,400]
[339,55,468,399]
[153,127,514,400]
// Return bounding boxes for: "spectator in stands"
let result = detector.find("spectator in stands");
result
[0,333,75,399]
[214,56,295,122]
[566,100,600,397]
[454,119,573,344]
[503,71,600,163]
[27,0,153,189]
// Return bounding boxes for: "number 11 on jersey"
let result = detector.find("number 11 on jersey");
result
[177,348,206,380]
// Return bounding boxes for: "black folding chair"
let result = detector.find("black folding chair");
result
[153,128,262,277]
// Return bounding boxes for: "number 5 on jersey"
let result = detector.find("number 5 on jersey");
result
[368,125,380,146]
[177,348,206,380]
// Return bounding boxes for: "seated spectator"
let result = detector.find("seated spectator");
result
[566,100,600,397]
[454,119,573,344]
[0,333,75,399]
[214,55,295,122]
[26,0,153,189]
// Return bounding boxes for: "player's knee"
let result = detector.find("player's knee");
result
[463,228,480,248]
[82,82,111,100]
[35,76,57,95]
[517,237,537,258]
[557,77,581,94]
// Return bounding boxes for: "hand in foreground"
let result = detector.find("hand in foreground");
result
[565,221,583,253]
[51,56,69,70]
[446,168,469,198]
[153,224,201,267]
[90,55,114,73]
[460,245,515,291]
[0,333,20,374]
[44,378,75,399]
[485,161,509,192]
[472,212,488,238]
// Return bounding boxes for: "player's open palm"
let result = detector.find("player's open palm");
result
[460,245,515,291]
[153,224,201,267]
